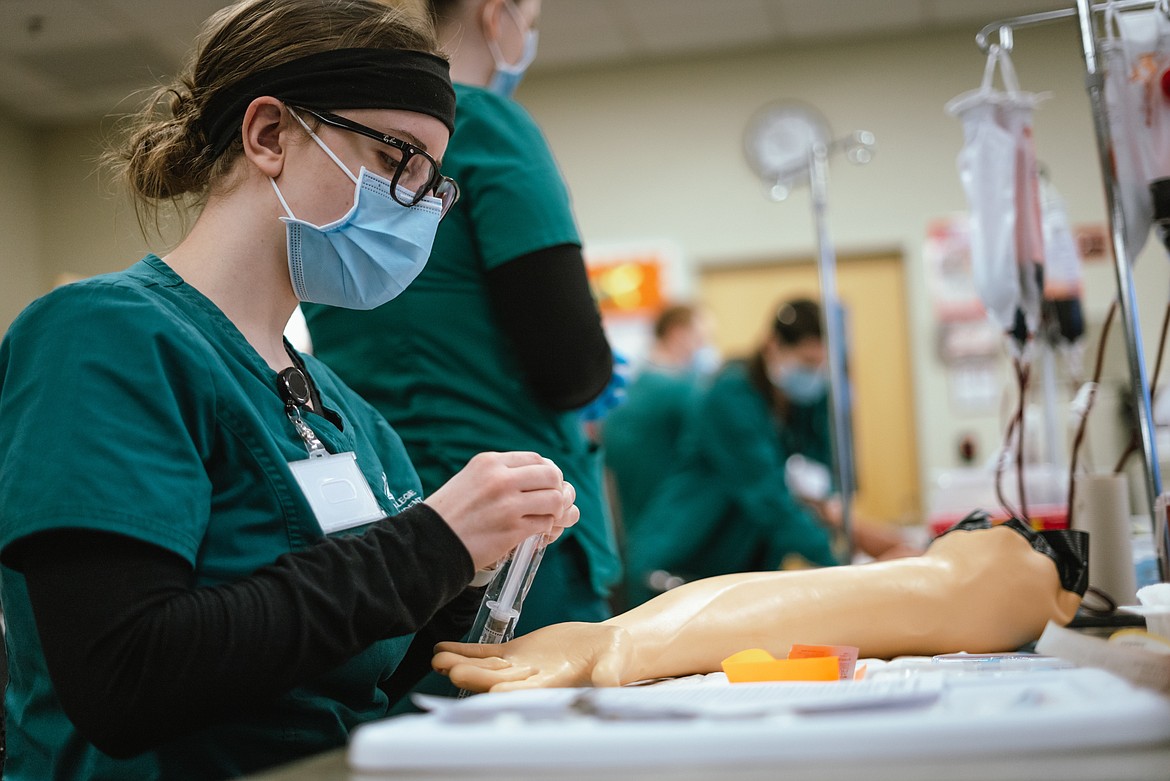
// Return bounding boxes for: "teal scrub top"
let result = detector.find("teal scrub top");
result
[304,84,620,602]
[602,365,706,530]
[623,360,838,606]
[0,257,425,780]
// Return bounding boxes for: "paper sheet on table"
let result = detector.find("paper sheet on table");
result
[1035,621,1170,693]
[355,667,1170,772]
[413,673,943,722]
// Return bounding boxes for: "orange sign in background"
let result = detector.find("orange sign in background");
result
[587,256,665,316]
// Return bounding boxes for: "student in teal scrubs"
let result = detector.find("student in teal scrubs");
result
[603,304,717,535]
[622,298,842,607]
[305,0,622,634]
[622,298,920,607]
[0,2,579,779]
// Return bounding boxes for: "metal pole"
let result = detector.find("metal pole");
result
[976,0,1158,53]
[1040,341,1062,466]
[808,141,856,563]
[1073,0,1167,581]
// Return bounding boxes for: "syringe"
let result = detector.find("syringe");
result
[458,533,548,697]
[474,532,547,643]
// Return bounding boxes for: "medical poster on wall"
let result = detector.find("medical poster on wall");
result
[584,241,691,364]
[924,214,983,325]
[586,255,664,317]
[923,214,1003,413]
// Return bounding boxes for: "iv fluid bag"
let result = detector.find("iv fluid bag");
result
[947,46,1047,342]
[1102,37,1153,257]
[955,101,1020,334]
[1114,6,1170,182]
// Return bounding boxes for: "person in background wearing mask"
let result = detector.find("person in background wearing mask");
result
[0,1,579,778]
[601,304,718,593]
[304,0,622,636]
[621,297,917,607]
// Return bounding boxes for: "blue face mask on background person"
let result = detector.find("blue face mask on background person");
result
[270,110,442,310]
[486,1,538,98]
[690,345,722,376]
[770,364,829,404]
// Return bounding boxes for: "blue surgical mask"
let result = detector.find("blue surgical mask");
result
[486,2,538,98]
[270,110,441,310]
[770,364,828,404]
[689,345,722,376]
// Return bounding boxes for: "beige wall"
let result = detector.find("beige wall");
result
[516,25,1169,501]
[2,22,1166,502]
[37,121,181,284]
[0,110,44,328]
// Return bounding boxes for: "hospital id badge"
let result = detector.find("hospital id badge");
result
[289,451,385,534]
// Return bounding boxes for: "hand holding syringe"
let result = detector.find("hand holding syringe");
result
[439,458,573,696]
[469,532,548,642]
[457,533,548,698]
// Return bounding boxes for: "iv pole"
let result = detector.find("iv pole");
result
[757,128,875,564]
[974,0,1169,583]
[809,140,858,564]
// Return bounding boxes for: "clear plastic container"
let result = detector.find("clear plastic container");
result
[926,463,1068,537]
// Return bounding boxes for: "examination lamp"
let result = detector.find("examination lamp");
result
[743,102,876,201]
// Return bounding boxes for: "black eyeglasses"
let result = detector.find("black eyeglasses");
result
[290,106,459,218]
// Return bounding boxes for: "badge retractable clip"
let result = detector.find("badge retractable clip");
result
[279,367,328,458]
[279,365,388,534]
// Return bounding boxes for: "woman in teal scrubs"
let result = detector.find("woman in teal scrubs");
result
[603,304,716,534]
[0,2,577,779]
[305,0,621,634]
[622,298,841,607]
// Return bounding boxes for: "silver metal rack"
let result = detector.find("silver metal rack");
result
[972,0,1169,584]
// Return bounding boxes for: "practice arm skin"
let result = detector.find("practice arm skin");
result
[433,525,1083,692]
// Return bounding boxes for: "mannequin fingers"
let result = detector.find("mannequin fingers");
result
[487,673,556,693]
[446,661,534,693]
[432,648,510,672]
[433,641,517,662]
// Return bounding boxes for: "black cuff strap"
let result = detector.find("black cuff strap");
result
[938,510,1090,595]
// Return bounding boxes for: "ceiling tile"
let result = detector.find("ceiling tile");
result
[91,0,261,62]
[778,0,926,39]
[0,0,1129,124]
[0,0,127,53]
[0,58,56,93]
[15,41,175,92]
[619,0,778,55]
[928,0,1077,26]
[533,0,632,69]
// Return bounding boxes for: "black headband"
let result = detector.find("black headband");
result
[200,47,456,158]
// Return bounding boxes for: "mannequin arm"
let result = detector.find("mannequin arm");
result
[434,525,1082,692]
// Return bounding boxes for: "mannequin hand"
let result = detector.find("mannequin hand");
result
[425,452,579,570]
[433,622,634,692]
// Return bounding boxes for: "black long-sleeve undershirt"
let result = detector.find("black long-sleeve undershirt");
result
[484,243,614,411]
[7,504,479,759]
